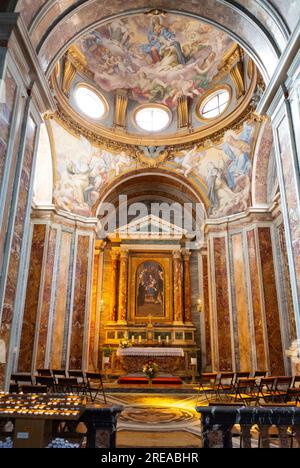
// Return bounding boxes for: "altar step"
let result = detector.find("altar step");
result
[118,373,182,385]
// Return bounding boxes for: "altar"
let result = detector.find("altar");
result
[116,347,184,374]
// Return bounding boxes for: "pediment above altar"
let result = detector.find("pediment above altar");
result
[109,214,187,240]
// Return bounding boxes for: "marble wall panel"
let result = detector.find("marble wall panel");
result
[15,0,48,28]
[31,1,80,48]
[18,224,46,372]
[88,249,99,371]
[202,255,212,369]
[278,222,297,343]
[36,226,57,369]
[69,235,89,370]
[213,237,232,371]
[0,117,37,387]
[269,0,300,33]
[231,234,251,371]
[277,117,300,300]
[50,230,72,369]
[258,227,285,375]
[0,96,25,274]
[0,71,16,190]
[247,229,266,371]
[253,121,274,206]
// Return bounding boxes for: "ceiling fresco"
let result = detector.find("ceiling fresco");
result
[76,13,233,109]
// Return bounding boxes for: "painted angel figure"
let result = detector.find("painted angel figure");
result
[176,145,202,177]
[222,124,252,189]
[113,151,132,176]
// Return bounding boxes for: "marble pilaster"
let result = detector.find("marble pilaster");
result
[117,250,128,325]
[108,250,119,324]
[69,235,90,370]
[18,223,46,372]
[173,251,183,325]
[183,251,192,325]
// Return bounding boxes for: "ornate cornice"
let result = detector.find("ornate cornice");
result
[66,45,94,81]
[52,98,259,163]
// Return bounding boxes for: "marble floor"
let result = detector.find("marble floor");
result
[105,392,203,448]
[95,386,295,448]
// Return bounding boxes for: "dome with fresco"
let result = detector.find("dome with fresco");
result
[51,11,261,146]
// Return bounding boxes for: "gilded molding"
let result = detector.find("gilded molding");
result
[65,45,94,81]
[62,58,76,95]
[53,99,258,156]
[177,96,190,129]
[230,61,245,99]
[114,91,128,129]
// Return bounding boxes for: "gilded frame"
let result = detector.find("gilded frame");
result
[128,252,173,324]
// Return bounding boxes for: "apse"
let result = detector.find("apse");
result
[0,0,300,451]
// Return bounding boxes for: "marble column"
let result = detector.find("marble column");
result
[108,250,119,324]
[183,251,192,325]
[118,251,128,324]
[173,251,183,324]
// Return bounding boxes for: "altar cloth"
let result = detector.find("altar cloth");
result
[117,347,184,357]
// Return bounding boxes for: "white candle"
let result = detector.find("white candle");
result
[166,336,169,344]
[138,335,142,343]
[158,336,161,344]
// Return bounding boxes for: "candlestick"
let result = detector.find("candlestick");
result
[138,335,142,343]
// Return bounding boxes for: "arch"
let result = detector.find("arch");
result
[9,1,294,84]
[251,119,275,207]
[94,169,208,217]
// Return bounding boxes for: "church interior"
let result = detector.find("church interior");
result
[0,0,300,449]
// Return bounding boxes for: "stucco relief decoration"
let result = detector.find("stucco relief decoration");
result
[76,13,233,109]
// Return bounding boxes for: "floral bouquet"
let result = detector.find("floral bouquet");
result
[142,360,158,380]
[119,340,132,349]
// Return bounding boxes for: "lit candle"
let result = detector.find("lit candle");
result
[158,336,161,344]
[138,335,142,343]
[166,336,169,344]
[131,335,135,343]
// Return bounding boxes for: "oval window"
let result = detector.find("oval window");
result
[74,85,106,120]
[200,89,230,119]
[135,106,171,132]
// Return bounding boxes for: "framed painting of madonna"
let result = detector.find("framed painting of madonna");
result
[128,253,172,323]
[136,261,164,317]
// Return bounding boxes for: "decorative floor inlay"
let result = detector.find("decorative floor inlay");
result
[99,392,203,448]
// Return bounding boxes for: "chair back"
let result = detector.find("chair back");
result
[11,373,32,384]
[274,376,293,391]
[200,372,218,384]
[56,377,78,393]
[36,369,52,377]
[52,369,67,377]
[253,371,267,378]
[219,372,235,385]
[9,383,19,393]
[235,372,250,382]
[259,377,276,391]
[36,376,55,391]
[68,370,86,383]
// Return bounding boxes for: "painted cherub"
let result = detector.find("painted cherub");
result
[177,145,202,177]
